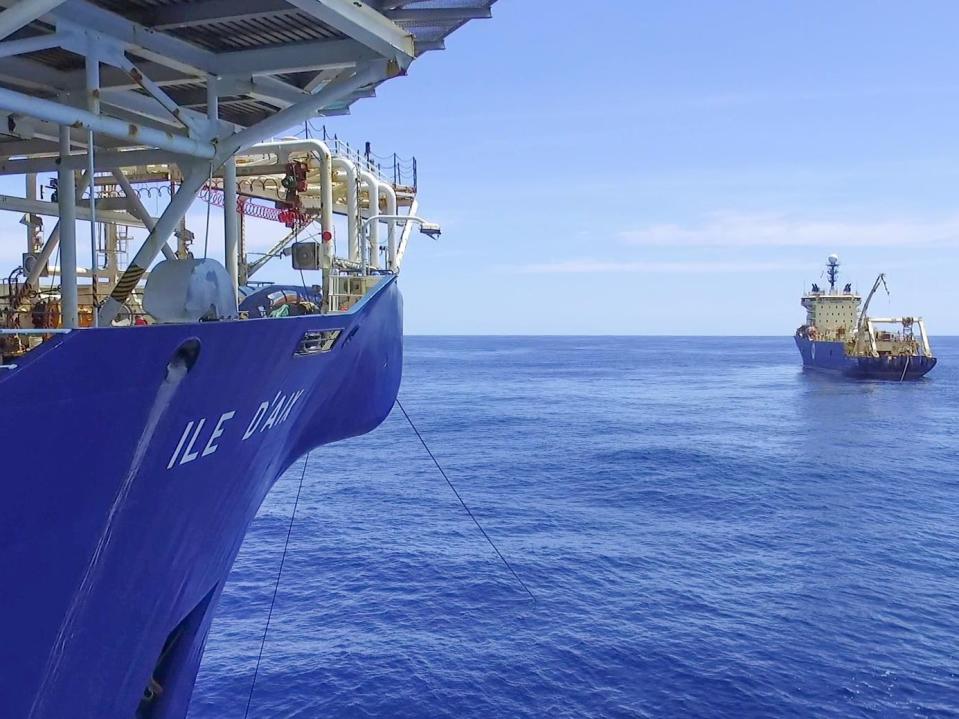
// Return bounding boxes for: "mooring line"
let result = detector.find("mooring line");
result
[243,451,311,719]
[395,399,536,603]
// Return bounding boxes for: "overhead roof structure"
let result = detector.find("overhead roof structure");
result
[0,0,495,328]
[0,0,495,161]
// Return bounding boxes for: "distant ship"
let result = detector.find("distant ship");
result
[794,255,936,380]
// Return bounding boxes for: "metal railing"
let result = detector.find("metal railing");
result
[320,127,417,189]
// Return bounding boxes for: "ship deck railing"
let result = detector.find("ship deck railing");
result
[319,127,418,190]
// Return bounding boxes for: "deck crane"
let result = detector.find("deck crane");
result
[855,273,889,355]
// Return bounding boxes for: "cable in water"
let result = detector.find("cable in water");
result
[395,399,535,603]
[243,451,311,719]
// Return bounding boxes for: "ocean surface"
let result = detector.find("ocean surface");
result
[189,336,959,718]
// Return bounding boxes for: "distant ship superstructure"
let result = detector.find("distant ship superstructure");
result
[794,255,936,379]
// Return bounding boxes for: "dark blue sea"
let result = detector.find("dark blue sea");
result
[188,337,959,718]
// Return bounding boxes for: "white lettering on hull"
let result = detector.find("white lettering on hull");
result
[167,386,305,471]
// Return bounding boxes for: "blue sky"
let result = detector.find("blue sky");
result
[3,1,959,334]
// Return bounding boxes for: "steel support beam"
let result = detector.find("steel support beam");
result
[213,38,379,76]
[175,76,312,110]
[0,193,145,226]
[110,169,177,261]
[85,43,100,325]
[0,31,70,59]
[99,163,209,324]
[287,0,414,66]
[57,125,78,328]
[219,62,388,159]
[0,148,188,175]
[113,53,205,137]
[246,225,305,279]
[385,7,492,22]
[99,88,216,131]
[69,62,196,92]
[393,197,417,271]
[0,86,216,158]
[0,0,68,41]
[223,157,239,300]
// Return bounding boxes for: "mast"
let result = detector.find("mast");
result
[826,253,840,291]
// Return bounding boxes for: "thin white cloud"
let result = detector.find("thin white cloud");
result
[619,212,959,248]
[512,259,802,274]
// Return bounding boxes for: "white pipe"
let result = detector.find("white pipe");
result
[917,319,932,357]
[58,126,77,328]
[866,320,879,357]
[379,183,397,270]
[332,156,359,261]
[360,212,432,274]
[358,169,379,269]
[244,139,334,243]
[394,198,418,272]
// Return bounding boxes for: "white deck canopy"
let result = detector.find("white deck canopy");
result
[0,0,494,326]
[0,0,494,162]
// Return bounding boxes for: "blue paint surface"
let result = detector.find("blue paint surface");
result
[190,336,959,719]
[795,336,937,379]
[0,278,402,718]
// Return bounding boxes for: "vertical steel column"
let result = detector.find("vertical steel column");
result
[222,156,239,304]
[86,44,99,326]
[24,171,90,288]
[25,172,36,253]
[210,78,238,306]
[238,200,248,285]
[57,126,78,328]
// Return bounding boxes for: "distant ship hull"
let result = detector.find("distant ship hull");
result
[0,277,403,719]
[794,336,936,379]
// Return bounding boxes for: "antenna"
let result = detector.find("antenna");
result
[826,254,840,291]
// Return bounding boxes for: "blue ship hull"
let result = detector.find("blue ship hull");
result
[0,277,403,718]
[794,336,936,379]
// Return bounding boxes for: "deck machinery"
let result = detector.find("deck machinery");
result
[0,2,495,718]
